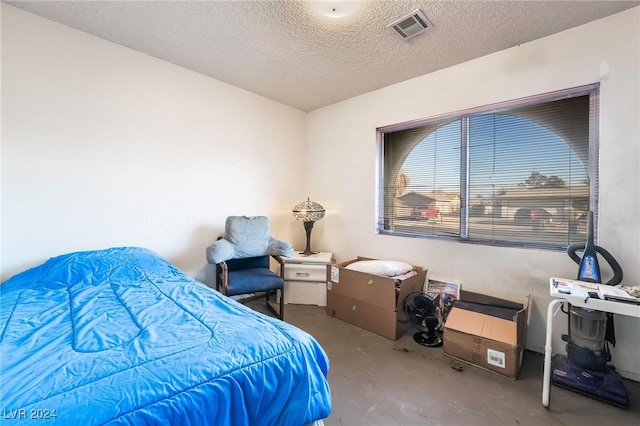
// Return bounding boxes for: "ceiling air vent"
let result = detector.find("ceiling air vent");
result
[388,8,433,40]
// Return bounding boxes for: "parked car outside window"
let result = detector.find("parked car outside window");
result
[514,208,553,225]
[412,205,441,221]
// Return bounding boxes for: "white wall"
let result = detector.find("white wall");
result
[307,8,640,379]
[0,5,308,282]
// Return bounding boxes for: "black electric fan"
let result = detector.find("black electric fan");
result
[403,292,443,347]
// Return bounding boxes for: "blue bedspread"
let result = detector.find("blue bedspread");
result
[0,247,331,425]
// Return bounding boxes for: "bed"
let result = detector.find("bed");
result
[0,247,332,425]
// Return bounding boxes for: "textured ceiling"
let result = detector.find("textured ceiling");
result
[5,0,639,111]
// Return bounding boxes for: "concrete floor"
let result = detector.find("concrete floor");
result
[247,299,640,426]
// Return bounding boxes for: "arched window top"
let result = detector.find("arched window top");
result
[378,84,598,249]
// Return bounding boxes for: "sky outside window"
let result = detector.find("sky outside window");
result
[401,115,587,196]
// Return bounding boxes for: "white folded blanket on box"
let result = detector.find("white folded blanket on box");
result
[345,260,414,278]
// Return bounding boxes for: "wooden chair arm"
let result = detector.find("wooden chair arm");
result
[218,261,229,295]
[271,255,285,279]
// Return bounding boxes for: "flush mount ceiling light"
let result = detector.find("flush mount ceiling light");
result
[306,0,362,20]
[388,8,433,40]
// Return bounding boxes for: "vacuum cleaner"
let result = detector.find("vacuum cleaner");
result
[551,211,629,407]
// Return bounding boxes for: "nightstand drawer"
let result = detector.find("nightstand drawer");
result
[285,280,327,306]
[284,263,326,282]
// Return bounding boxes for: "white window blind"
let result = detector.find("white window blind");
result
[378,84,599,249]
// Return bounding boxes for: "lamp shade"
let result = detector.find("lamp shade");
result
[292,198,325,222]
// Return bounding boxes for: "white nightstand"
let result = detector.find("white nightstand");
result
[282,251,334,306]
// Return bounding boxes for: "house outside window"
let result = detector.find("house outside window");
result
[377,84,599,249]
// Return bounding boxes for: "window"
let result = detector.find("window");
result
[377,84,599,249]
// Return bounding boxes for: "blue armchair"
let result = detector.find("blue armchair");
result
[206,216,293,320]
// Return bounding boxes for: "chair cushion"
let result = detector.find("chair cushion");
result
[206,239,235,265]
[226,268,284,296]
[225,216,272,258]
[206,216,294,264]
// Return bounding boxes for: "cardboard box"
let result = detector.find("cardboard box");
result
[443,290,530,379]
[325,257,427,340]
